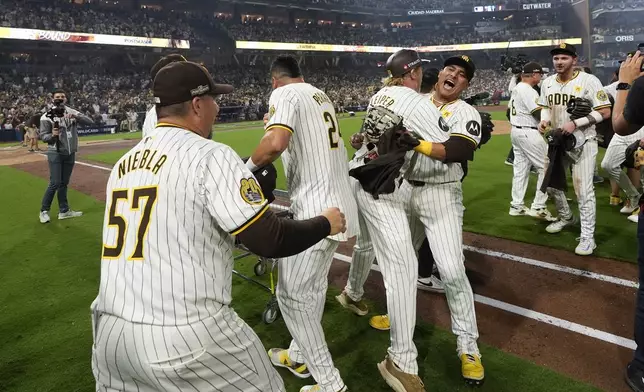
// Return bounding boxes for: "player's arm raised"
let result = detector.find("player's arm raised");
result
[204,147,345,258]
[613,51,644,135]
[246,89,297,171]
[409,101,479,163]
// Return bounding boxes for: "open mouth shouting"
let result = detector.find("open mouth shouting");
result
[444,79,456,91]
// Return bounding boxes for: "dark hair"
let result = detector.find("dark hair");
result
[583,66,592,74]
[51,88,66,97]
[157,101,190,119]
[270,55,302,79]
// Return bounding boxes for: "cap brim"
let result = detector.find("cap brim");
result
[444,57,475,80]
[550,49,577,57]
[213,83,234,94]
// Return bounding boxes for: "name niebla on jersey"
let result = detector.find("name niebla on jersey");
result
[118,148,168,179]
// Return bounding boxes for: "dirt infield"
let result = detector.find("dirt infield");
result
[5,141,637,392]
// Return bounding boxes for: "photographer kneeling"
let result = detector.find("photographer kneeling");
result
[612,50,644,392]
[38,89,93,223]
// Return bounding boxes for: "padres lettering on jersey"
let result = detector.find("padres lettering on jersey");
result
[407,94,482,184]
[538,71,611,133]
[91,125,268,326]
[266,82,358,241]
[509,82,541,128]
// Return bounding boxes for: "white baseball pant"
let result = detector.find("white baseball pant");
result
[344,178,376,303]
[354,181,419,374]
[407,181,480,357]
[510,127,549,210]
[92,310,285,392]
[547,140,598,239]
[277,238,345,392]
[601,130,644,202]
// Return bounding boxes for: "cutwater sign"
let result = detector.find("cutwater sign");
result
[522,2,552,9]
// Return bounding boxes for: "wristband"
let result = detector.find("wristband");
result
[413,140,433,156]
[573,111,603,128]
[245,157,259,172]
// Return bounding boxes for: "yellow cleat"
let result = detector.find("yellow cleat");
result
[461,354,485,386]
[369,314,390,331]
[268,348,310,379]
[610,195,623,206]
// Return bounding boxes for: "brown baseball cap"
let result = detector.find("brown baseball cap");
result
[150,54,187,80]
[153,61,233,108]
[444,55,476,81]
[522,62,544,74]
[386,49,423,78]
[550,43,577,57]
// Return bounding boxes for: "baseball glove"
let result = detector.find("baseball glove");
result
[624,140,644,169]
[241,157,277,203]
[478,111,494,148]
[566,97,593,120]
[362,105,404,144]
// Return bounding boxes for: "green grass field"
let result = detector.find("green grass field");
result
[86,115,638,262]
[0,165,601,391]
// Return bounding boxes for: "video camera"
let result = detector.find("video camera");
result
[500,53,529,74]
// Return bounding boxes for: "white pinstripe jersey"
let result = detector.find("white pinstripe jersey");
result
[91,125,269,325]
[406,93,482,184]
[365,86,449,184]
[141,106,157,138]
[604,81,618,100]
[266,82,358,241]
[509,82,541,128]
[538,71,612,136]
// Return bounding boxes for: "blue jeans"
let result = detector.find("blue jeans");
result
[634,207,644,370]
[41,152,75,213]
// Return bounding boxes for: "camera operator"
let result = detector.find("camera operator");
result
[38,89,93,224]
[612,50,644,392]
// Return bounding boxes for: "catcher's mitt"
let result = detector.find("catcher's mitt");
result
[624,140,644,169]
[478,111,494,148]
[241,157,277,203]
[566,97,593,120]
[362,106,404,144]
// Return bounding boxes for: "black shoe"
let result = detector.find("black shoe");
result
[626,363,644,392]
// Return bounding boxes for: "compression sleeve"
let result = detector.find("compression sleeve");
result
[237,209,331,258]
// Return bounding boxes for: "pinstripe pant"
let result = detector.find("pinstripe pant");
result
[601,131,644,201]
[408,181,480,357]
[355,181,420,374]
[277,238,345,392]
[510,127,549,210]
[548,140,598,239]
[92,311,285,392]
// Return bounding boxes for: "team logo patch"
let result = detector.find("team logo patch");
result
[441,109,452,118]
[268,105,276,119]
[466,120,481,137]
[560,43,567,49]
[239,178,265,205]
[597,90,608,102]
[438,116,450,132]
[574,86,582,94]
[461,55,470,62]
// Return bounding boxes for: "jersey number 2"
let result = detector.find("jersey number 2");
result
[102,186,158,260]
[324,111,341,149]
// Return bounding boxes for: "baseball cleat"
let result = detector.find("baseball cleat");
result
[629,208,640,223]
[58,210,83,220]
[546,215,577,234]
[622,197,641,214]
[377,355,426,392]
[593,175,605,184]
[369,314,390,331]
[527,207,557,222]
[625,363,644,392]
[417,275,445,293]
[461,354,485,386]
[335,291,368,316]
[610,195,623,206]
[39,211,50,224]
[508,205,529,216]
[299,386,347,392]
[575,237,597,256]
[504,159,513,166]
[268,348,311,379]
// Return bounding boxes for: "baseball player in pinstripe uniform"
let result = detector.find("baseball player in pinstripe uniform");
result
[142,54,187,139]
[245,56,358,392]
[601,70,643,222]
[507,62,556,221]
[348,50,484,391]
[91,61,347,392]
[537,43,612,256]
